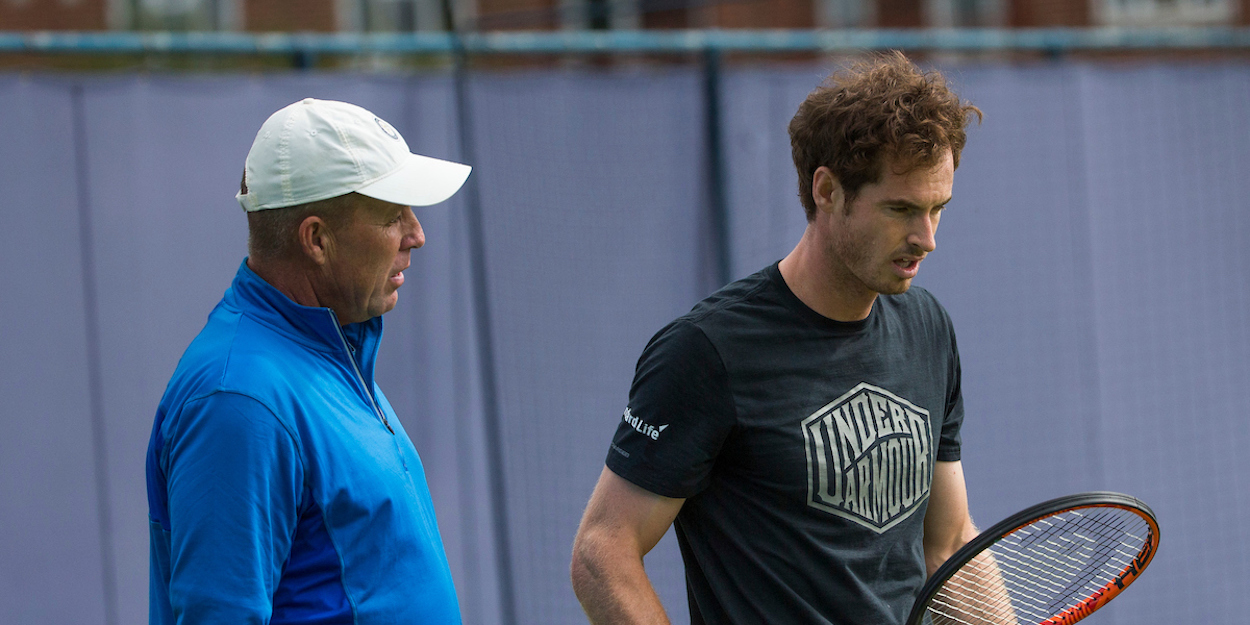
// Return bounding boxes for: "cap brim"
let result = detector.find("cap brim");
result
[356,153,472,207]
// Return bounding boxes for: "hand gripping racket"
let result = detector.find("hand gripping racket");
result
[906,492,1160,625]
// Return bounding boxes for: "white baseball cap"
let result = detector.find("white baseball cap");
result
[237,98,471,212]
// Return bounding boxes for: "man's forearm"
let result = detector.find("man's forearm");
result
[571,542,671,625]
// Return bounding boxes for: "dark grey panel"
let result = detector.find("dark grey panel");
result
[73,74,498,625]
[722,63,1107,526]
[81,76,264,625]
[717,61,1237,625]
[1,63,1248,625]
[371,76,508,625]
[1076,64,1250,625]
[470,69,709,625]
[721,64,829,280]
[919,64,1108,518]
[0,77,109,624]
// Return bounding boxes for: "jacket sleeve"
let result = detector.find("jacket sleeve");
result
[161,391,303,624]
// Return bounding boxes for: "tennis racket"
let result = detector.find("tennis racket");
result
[906,491,1160,625]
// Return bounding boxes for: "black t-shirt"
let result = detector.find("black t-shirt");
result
[606,263,964,625]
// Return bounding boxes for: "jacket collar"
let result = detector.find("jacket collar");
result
[224,259,384,368]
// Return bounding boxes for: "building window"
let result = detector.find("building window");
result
[1098,0,1234,25]
[820,0,873,27]
[130,0,235,29]
[925,0,1005,27]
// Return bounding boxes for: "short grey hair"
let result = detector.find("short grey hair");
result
[246,193,359,262]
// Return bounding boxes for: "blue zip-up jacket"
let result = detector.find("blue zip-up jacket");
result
[146,260,461,625]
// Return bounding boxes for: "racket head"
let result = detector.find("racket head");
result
[906,491,1160,625]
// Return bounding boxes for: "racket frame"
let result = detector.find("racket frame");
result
[905,491,1160,625]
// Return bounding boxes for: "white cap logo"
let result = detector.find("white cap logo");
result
[374,117,400,140]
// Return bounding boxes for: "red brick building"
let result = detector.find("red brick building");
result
[2,0,108,30]
[0,0,1243,32]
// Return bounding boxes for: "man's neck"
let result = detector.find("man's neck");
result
[777,227,877,322]
[247,256,324,312]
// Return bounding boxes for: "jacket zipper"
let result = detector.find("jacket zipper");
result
[335,325,394,435]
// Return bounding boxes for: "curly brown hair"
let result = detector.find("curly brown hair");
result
[788,51,982,221]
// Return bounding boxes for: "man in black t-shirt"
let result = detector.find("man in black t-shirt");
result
[571,52,984,625]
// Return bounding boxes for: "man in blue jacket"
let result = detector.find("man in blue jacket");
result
[146,98,472,624]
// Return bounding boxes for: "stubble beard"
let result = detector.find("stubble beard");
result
[830,224,911,298]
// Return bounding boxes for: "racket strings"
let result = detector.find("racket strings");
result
[993,510,1142,608]
[975,517,1125,605]
[993,520,1128,599]
[926,506,1152,625]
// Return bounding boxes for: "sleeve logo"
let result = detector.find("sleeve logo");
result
[801,383,934,533]
[622,407,669,441]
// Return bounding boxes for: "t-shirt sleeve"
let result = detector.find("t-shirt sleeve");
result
[605,319,736,499]
[161,391,303,623]
[937,312,964,463]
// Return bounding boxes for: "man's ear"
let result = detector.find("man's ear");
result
[298,215,333,265]
[812,167,845,216]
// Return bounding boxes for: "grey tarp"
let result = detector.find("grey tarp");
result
[1,62,1247,625]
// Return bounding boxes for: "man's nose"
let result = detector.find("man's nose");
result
[402,208,425,250]
[908,214,937,253]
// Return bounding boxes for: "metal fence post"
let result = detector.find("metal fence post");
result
[703,46,732,287]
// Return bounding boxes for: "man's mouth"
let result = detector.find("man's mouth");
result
[390,265,408,287]
[892,256,923,278]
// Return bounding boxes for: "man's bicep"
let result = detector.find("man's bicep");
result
[572,467,683,623]
[923,460,979,575]
[579,466,685,556]
[163,392,304,621]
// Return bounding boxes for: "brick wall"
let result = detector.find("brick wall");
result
[1010,0,1090,26]
[876,0,924,27]
[711,0,815,28]
[0,0,107,29]
[244,0,338,31]
[475,0,559,29]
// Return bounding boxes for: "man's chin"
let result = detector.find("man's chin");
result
[876,278,913,295]
[376,294,400,317]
